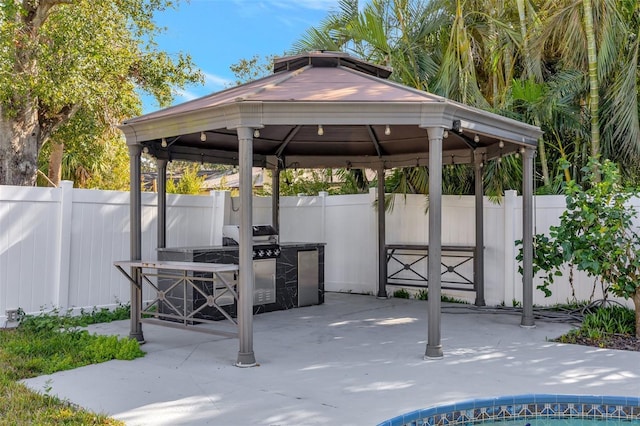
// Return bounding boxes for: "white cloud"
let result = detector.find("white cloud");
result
[269,0,340,11]
[229,0,340,14]
[172,72,232,103]
[174,88,199,101]
[204,72,232,88]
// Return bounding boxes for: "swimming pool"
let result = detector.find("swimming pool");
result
[377,395,640,426]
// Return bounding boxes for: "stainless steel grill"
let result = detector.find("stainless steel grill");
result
[222,225,280,259]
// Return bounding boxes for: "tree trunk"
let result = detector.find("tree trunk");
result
[48,141,64,187]
[582,0,601,167]
[516,0,529,77]
[0,104,41,186]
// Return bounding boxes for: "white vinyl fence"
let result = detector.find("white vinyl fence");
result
[1,182,636,323]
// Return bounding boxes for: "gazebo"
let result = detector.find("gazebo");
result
[119,51,542,366]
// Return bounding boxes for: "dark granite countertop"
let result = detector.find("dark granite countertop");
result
[157,242,325,253]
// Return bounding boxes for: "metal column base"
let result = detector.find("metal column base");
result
[129,332,145,343]
[236,351,257,367]
[424,345,443,359]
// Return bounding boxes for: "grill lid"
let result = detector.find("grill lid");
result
[222,225,278,245]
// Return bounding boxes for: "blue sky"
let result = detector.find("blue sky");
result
[144,0,341,113]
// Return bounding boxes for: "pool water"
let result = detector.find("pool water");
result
[378,395,640,426]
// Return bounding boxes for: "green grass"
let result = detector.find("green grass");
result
[392,288,411,299]
[555,305,636,346]
[392,287,469,304]
[0,305,144,425]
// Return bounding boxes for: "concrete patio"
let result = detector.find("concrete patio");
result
[21,293,640,425]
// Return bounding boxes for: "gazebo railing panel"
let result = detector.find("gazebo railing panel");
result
[385,244,475,292]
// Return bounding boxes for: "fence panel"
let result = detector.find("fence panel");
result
[0,186,61,316]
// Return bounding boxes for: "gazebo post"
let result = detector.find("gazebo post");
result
[236,126,257,367]
[521,147,536,328]
[157,158,168,249]
[473,151,485,306]
[128,143,144,342]
[272,166,280,233]
[377,165,387,298]
[425,127,444,359]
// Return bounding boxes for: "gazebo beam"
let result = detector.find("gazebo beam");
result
[474,151,485,306]
[272,167,280,233]
[157,158,168,249]
[521,147,535,328]
[377,164,387,299]
[425,127,444,359]
[128,144,144,343]
[236,126,257,367]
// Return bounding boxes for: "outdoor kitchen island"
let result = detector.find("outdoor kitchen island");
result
[157,239,325,321]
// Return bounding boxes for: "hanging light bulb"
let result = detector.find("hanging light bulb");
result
[317,125,324,136]
[200,132,207,142]
[498,140,504,149]
[161,138,167,148]
[497,156,503,164]
[443,129,449,139]
[474,134,480,143]
[142,146,149,154]
[519,147,526,154]
[384,125,391,136]
[253,129,260,138]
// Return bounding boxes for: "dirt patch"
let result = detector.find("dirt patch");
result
[556,334,640,352]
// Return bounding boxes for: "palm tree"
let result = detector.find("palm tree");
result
[600,0,640,175]
[529,0,632,176]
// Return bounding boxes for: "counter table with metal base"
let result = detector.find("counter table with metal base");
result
[114,260,240,338]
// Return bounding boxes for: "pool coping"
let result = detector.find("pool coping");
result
[378,394,640,426]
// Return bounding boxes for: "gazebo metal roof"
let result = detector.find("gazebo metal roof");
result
[121,51,541,169]
[119,51,541,367]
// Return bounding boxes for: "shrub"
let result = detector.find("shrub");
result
[393,288,411,299]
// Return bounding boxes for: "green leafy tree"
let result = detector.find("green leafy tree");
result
[0,0,203,186]
[518,159,640,338]
[229,54,277,86]
[166,165,206,195]
[273,168,371,196]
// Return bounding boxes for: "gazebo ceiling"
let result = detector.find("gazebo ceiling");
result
[120,51,542,169]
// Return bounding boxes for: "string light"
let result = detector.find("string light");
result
[253,129,260,138]
[142,146,149,154]
[384,125,391,136]
[498,140,504,149]
[317,125,324,136]
[161,138,167,148]
[443,129,449,139]
[200,132,207,142]
[474,134,480,143]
